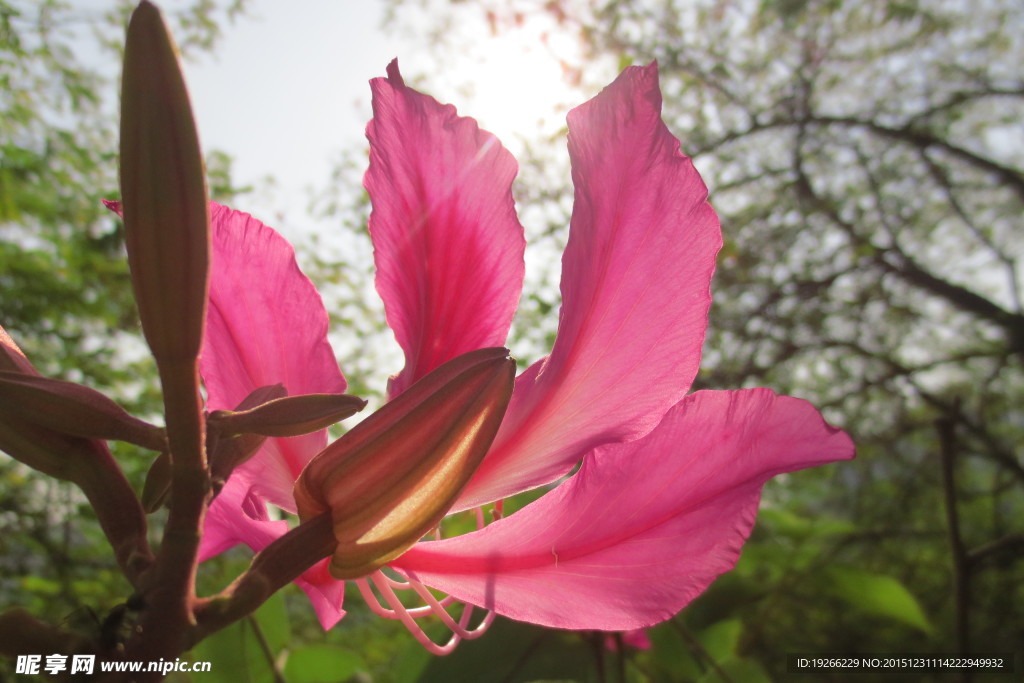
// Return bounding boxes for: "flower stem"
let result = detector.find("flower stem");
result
[192,513,336,643]
[121,358,208,670]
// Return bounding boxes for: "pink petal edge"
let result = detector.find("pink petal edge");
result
[365,60,525,398]
[201,201,346,511]
[394,389,854,630]
[455,62,722,510]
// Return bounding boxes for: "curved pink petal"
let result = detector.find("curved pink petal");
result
[394,389,854,630]
[455,62,722,509]
[199,475,346,629]
[198,476,288,562]
[202,202,346,510]
[365,60,525,397]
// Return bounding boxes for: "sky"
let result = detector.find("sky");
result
[174,0,594,242]
[183,1,400,238]
[162,0,596,389]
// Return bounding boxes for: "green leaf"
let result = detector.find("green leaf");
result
[758,508,856,539]
[253,591,290,654]
[824,567,932,634]
[697,657,772,683]
[416,617,598,682]
[699,618,743,661]
[283,645,364,683]
[185,592,290,683]
[20,575,61,596]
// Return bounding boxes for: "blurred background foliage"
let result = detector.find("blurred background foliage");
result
[2,0,1022,681]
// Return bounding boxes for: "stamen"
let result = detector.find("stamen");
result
[369,570,458,617]
[355,577,395,619]
[355,501,502,653]
[369,571,460,655]
[357,569,496,654]
[402,576,492,641]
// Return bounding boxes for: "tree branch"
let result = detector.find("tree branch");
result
[937,410,971,664]
[789,134,1024,354]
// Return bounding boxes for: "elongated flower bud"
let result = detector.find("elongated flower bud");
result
[0,325,153,578]
[119,0,209,365]
[0,326,109,479]
[0,371,165,451]
[209,393,367,438]
[294,348,515,579]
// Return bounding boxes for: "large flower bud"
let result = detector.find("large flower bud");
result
[119,0,209,366]
[294,348,515,579]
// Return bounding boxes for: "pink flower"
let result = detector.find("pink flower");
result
[606,629,652,652]
[198,60,854,652]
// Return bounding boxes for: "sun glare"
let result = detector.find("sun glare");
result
[428,11,593,156]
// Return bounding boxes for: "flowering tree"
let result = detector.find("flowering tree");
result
[0,1,856,680]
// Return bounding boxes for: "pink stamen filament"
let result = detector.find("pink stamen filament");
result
[354,505,498,654]
[358,572,494,655]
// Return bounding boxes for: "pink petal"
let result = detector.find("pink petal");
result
[202,202,346,510]
[605,629,651,652]
[365,60,525,398]
[394,389,854,630]
[198,475,288,562]
[455,62,722,509]
[199,475,346,629]
[621,629,652,650]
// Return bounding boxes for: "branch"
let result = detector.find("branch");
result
[671,619,737,683]
[936,410,971,662]
[967,533,1024,567]
[247,616,287,683]
[825,115,1024,200]
[908,86,1024,126]
[191,513,336,644]
[918,148,1022,313]
[698,113,1024,205]
[789,135,1024,354]
[876,249,1024,354]
[0,608,87,659]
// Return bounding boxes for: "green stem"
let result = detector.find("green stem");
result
[248,616,288,683]
[672,619,736,683]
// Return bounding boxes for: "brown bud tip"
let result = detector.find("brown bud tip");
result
[0,326,35,375]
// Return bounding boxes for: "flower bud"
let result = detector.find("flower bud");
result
[0,326,153,578]
[209,393,367,438]
[0,326,111,480]
[0,371,165,451]
[119,0,209,366]
[294,348,515,579]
